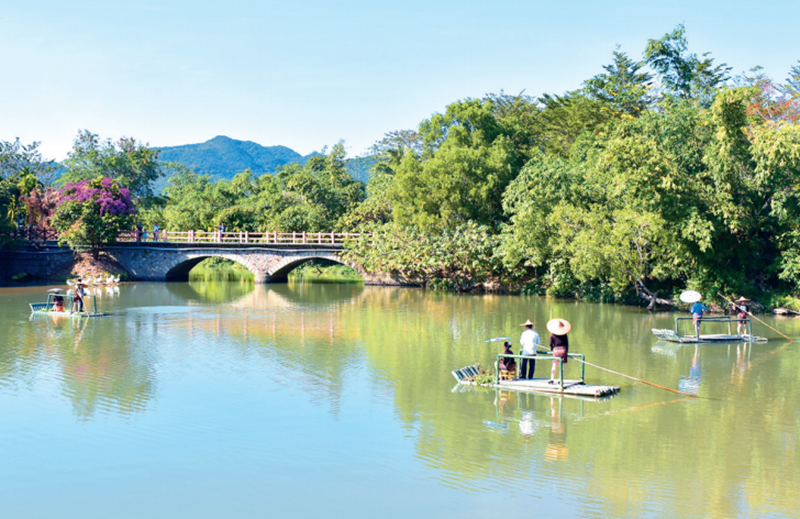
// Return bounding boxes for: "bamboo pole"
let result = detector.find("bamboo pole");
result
[571,357,700,399]
[717,292,793,343]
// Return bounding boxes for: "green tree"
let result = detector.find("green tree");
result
[584,47,652,116]
[535,92,616,157]
[0,138,57,185]
[61,130,165,198]
[0,177,16,246]
[161,167,221,231]
[786,61,800,96]
[644,24,731,104]
[0,139,57,236]
[389,98,520,230]
[259,142,365,232]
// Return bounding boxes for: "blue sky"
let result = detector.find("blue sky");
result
[1,0,798,161]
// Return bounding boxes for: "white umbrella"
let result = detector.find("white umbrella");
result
[680,290,702,303]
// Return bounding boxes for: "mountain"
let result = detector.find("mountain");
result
[155,135,312,178]
[153,136,374,193]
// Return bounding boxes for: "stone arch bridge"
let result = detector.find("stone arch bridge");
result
[103,242,401,285]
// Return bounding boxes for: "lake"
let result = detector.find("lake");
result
[1,281,798,518]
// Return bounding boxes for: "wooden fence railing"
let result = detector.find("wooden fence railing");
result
[117,230,367,245]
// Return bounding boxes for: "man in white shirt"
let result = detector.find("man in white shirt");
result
[519,319,541,380]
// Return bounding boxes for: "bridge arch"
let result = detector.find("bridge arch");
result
[164,255,260,282]
[267,253,363,282]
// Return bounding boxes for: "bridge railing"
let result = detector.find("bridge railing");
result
[117,230,367,245]
[6,227,59,242]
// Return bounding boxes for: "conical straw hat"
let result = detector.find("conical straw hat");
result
[519,319,536,327]
[546,318,571,336]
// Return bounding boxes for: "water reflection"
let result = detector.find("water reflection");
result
[1,282,798,518]
[15,311,155,419]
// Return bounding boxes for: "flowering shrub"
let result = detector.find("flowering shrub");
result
[52,176,135,254]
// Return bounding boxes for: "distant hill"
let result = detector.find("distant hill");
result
[156,136,312,178]
[152,136,373,193]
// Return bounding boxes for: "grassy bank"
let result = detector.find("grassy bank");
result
[288,260,362,283]
[189,257,255,281]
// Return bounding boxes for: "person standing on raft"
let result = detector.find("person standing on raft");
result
[547,319,571,384]
[519,319,541,380]
[74,281,86,313]
[735,297,750,335]
[691,300,708,335]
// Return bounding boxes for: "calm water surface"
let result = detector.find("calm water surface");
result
[1,281,798,518]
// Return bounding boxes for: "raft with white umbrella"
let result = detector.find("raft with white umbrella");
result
[651,291,767,343]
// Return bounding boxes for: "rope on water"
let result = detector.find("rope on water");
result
[572,357,700,399]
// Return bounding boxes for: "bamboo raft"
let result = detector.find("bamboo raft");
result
[29,291,107,318]
[652,316,767,344]
[451,354,620,399]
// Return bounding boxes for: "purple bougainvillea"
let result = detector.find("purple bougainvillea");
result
[57,177,136,216]
[52,176,137,254]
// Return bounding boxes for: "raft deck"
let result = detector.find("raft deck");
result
[652,329,767,343]
[459,377,620,397]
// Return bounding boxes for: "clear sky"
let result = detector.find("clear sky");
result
[1,0,798,161]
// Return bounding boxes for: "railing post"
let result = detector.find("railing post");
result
[293,231,296,243]
[244,231,249,244]
[302,231,306,244]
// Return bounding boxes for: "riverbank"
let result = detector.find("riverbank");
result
[4,244,799,313]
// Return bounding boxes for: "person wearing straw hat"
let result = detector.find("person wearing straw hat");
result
[547,318,571,384]
[735,297,750,335]
[519,319,541,380]
[73,280,86,313]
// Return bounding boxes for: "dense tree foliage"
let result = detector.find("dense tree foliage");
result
[0,139,56,246]
[344,26,800,304]
[60,130,165,198]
